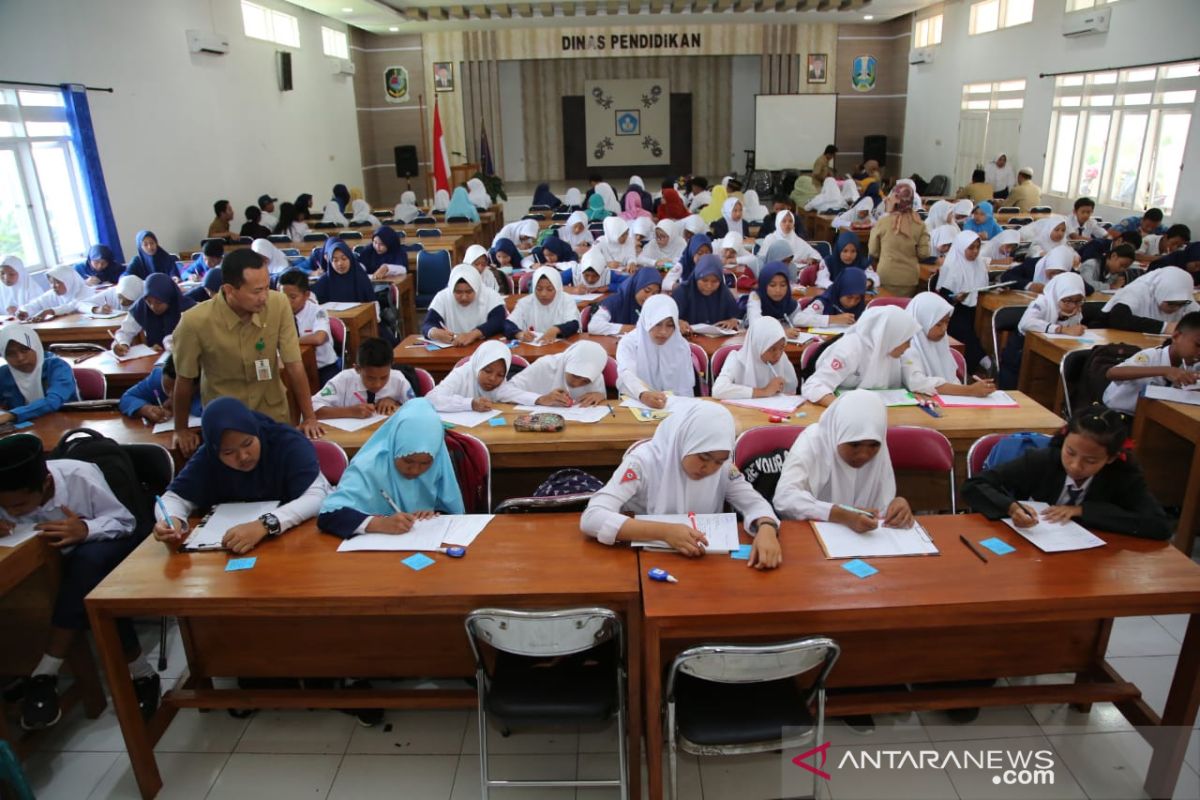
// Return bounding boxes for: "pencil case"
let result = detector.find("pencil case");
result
[513,413,564,432]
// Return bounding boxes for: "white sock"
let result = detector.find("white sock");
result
[32,654,64,678]
[127,654,155,680]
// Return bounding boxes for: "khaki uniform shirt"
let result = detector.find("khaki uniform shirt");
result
[1007,181,1042,212]
[869,214,932,295]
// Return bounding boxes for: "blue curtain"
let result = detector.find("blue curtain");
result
[60,83,123,262]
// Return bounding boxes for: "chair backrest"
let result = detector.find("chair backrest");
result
[446,215,471,223]
[966,432,1007,478]
[580,303,594,332]
[517,271,535,293]
[710,344,742,384]
[688,342,710,395]
[527,205,552,213]
[268,234,292,243]
[996,206,1020,214]
[314,221,338,229]
[811,240,832,260]
[280,247,301,258]
[445,429,491,512]
[733,425,806,471]
[799,337,835,380]
[413,367,436,396]
[1059,347,1091,418]
[990,304,1028,371]
[866,296,910,310]
[466,607,622,665]
[522,213,544,221]
[951,347,967,382]
[338,231,363,241]
[312,439,349,485]
[302,232,327,242]
[416,228,442,237]
[328,316,346,361]
[797,263,819,286]
[123,443,175,495]
[200,237,223,249]
[603,357,618,390]
[347,221,370,228]
[415,249,453,303]
[72,367,106,401]
[413,215,437,224]
[926,174,949,196]
[495,493,595,514]
[667,637,839,706]
[551,212,572,221]
[1009,216,1033,227]
[1030,205,1053,214]
[886,425,956,513]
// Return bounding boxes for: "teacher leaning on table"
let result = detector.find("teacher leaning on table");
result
[868,180,931,297]
[170,249,324,456]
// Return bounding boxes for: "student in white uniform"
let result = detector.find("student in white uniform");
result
[421,265,508,345]
[1028,245,1080,293]
[832,197,875,232]
[1100,266,1200,334]
[424,340,542,412]
[580,402,782,568]
[510,340,609,407]
[80,274,143,316]
[393,191,421,223]
[636,219,686,268]
[951,199,973,226]
[745,261,844,330]
[17,266,91,321]
[1024,215,1069,258]
[1068,198,1107,240]
[251,238,291,277]
[759,210,824,265]
[312,336,414,419]
[1080,243,1137,295]
[0,255,40,315]
[901,292,996,398]
[980,228,1020,266]
[491,219,539,251]
[559,211,594,257]
[586,266,660,334]
[925,200,955,236]
[594,217,639,272]
[1102,311,1200,414]
[504,266,581,342]
[711,317,798,400]
[349,199,381,229]
[935,230,990,374]
[278,270,338,387]
[463,244,501,293]
[801,305,921,405]
[565,248,612,294]
[614,294,695,408]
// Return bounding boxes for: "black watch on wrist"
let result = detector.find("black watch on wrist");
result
[259,513,281,537]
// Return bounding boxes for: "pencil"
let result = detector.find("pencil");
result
[960,535,989,564]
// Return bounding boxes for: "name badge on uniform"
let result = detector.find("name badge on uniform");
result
[255,358,272,381]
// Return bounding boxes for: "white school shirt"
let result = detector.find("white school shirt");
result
[745,292,831,329]
[801,340,902,403]
[377,263,408,277]
[0,460,135,547]
[1017,303,1082,336]
[509,353,605,399]
[815,265,880,290]
[296,300,337,368]
[260,211,278,230]
[1137,235,1169,260]
[113,314,172,351]
[77,287,132,314]
[424,366,539,412]
[1101,345,1178,414]
[1054,475,1095,506]
[311,367,414,410]
[158,474,332,536]
[1069,214,1106,240]
[585,305,624,336]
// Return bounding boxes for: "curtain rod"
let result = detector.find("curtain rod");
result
[0,79,113,93]
[1039,56,1199,79]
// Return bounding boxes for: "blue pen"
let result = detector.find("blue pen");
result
[917,403,942,419]
[155,495,175,530]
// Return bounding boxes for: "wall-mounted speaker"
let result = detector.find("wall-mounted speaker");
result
[394,145,419,177]
[276,51,293,92]
[863,135,887,167]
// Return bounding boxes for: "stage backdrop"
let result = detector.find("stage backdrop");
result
[583,78,671,168]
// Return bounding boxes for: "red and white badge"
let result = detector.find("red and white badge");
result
[620,468,639,484]
[830,358,845,371]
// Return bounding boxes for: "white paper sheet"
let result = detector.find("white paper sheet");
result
[419,337,453,349]
[85,310,124,320]
[812,520,938,559]
[722,395,805,413]
[182,501,280,551]
[320,301,363,312]
[442,514,494,547]
[0,522,42,549]
[839,388,916,407]
[1002,500,1106,553]
[805,325,852,336]
[618,395,698,413]
[513,404,612,423]
[1040,333,1096,342]
[1144,384,1200,406]
[632,512,740,554]
[787,332,820,345]
[113,344,159,361]
[336,514,494,552]
[936,391,1019,407]
[318,414,390,432]
[152,415,202,434]
[573,293,603,302]
[438,409,501,428]
[689,323,739,337]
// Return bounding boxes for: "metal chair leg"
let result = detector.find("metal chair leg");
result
[616,666,629,800]
[667,701,678,800]
[476,669,490,800]
[156,617,169,671]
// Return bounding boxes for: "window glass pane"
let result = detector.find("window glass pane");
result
[972,1,999,33]
[1049,114,1078,194]
[1088,95,1113,107]
[0,149,41,267]
[23,121,71,137]
[241,1,269,41]
[1004,0,1034,26]
[1125,68,1156,83]
[272,11,300,47]
[1060,75,1084,87]
[1121,93,1151,106]
[1092,72,1118,85]
[0,121,24,137]
[930,15,943,44]
[1165,63,1199,80]
[1149,113,1190,211]
[967,100,990,110]
[996,98,1023,109]
[31,142,86,262]
[322,27,348,59]
[967,83,991,94]
[998,80,1026,92]
[1108,113,1147,205]
[17,91,62,108]
[1076,114,1109,198]
[1162,90,1196,104]
[914,19,928,47]
[1060,96,1082,107]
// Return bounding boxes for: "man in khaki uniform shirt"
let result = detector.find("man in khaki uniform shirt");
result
[811,145,838,187]
[207,199,236,241]
[1006,168,1042,212]
[171,249,324,455]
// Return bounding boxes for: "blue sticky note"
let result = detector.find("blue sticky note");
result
[402,553,435,571]
[488,417,507,427]
[730,544,753,560]
[225,557,256,572]
[425,345,440,352]
[842,559,878,579]
[13,421,32,429]
[979,537,1016,556]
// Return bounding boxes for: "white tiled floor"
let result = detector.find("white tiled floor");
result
[16,614,1200,799]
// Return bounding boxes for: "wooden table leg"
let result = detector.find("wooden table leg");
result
[1133,403,1200,555]
[644,622,664,800]
[1144,613,1200,799]
[87,607,161,799]
[66,635,107,718]
[625,604,643,800]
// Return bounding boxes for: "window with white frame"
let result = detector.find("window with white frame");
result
[969,0,1035,35]
[1066,0,1117,11]
[914,14,944,48]
[321,27,348,59]
[241,1,300,48]
[0,87,92,270]
[961,79,1027,111]
[1044,61,1196,213]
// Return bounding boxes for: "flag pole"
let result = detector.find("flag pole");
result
[417,92,431,204]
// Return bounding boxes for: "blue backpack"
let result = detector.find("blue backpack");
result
[982,432,1052,471]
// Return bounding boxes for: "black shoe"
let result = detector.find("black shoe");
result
[3,676,26,704]
[947,707,981,724]
[133,673,161,720]
[20,674,61,731]
[339,679,384,728]
[842,714,875,734]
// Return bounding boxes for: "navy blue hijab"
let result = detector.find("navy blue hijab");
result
[168,397,320,509]
[126,230,178,279]
[601,266,661,325]
[810,266,868,319]
[679,234,713,282]
[312,239,375,303]
[533,234,575,265]
[185,267,223,303]
[823,231,869,283]
[672,254,741,325]
[489,238,522,268]
[532,183,560,209]
[755,261,798,319]
[358,225,408,272]
[331,184,350,213]
[131,273,195,347]
[76,245,123,284]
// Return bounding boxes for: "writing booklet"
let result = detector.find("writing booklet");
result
[935,391,1019,408]
[320,301,362,312]
[437,409,501,428]
[0,522,43,549]
[419,337,453,349]
[513,404,612,423]
[689,323,739,337]
[1040,333,1096,342]
[722,395,805,413]
[85,310,124,320]
[318,413,390,432]
[1001,500,1106,553]
[573,292,603,302]
[152,415,202,434]
[632,512,740,554]
[113,344,159,362]
[812,519,939,559]
[336,514,495,552]
[839,388,917,407]
[182,501,280,551]
[619,394,697,413]
[1144,384,1200,406]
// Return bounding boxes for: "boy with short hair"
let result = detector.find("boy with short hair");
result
[1069,197,1107,240]
[1103,311,1200,414]
[278,270,339,387]
[119,354,203,424]
[0,435,159,729]
[312,336,414,419]
[207,199,236,241]
[1137,223,1190,265]
[1110,207,1167,239]
[183,240,223,281]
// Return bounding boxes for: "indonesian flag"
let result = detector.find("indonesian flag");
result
[432,98,450,193]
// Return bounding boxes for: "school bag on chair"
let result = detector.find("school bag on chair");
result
[1070,342,1143,414]
[981,432,1052,472]
[48,429,158,540]
[443,430,489,513]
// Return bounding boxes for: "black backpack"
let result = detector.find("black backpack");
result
[740,447,790,504]
[1071,343,1144,413]
[49,429,160,540]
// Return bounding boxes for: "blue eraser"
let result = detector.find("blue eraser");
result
[13,421,33,429]
[225,557,256,572]
[979,537,1016,555]
[402,553,435,571]
[488,417,507,427]
[842,559,878,579]
[730,544,753,560]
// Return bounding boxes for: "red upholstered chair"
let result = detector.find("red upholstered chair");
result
[413,367,436,396]
[951,348,967,382]
[710,344,742,386]
[603,357,618,392]
[328,316,346,364]
[886,426,956,513]
[734,425,807,472]
[445,429,492,512]
[966,433,1007,479]
[72,367,107,400]
[797,263,819,287]
[313,440,349,485]
[866,296,910,310]
[688,342,710,396]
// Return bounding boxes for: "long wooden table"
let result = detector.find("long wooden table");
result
[976,289,1037,361]
[28,312,125,347]
[639,514,1200,800]
[85,516,643,800]
[68,351,160,397]
[1133,395,1200,556]
[393,333,621,379]
[1017,328,1167,414]
[182,233,468,265]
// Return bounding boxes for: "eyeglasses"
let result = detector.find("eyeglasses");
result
[1060,297,1084,307]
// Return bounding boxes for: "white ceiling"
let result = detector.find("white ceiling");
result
[282,0,941,35]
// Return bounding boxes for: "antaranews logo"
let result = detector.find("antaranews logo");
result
[792,741,1056,788]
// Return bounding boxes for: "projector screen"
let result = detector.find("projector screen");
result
[754,94,838,171]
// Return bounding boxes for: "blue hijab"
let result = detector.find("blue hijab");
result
[320,399,464,517]
[679,234,713,282]
[445,187,480,222]
[76,245,123,284]
[532,183,560,209]
[126,230,177,279]
[672,254,740,325]
[169,397,319,510]
[130,273,195,347]
[755,261,798,319]
[533,234,575,265]
[489,237,522,268]
[331,184,350,213]
[312,239,375,303]
[358,225,408,272]
[811,267,868,319]
[824,231,869,283]
[963,201,1004,240]
[601,266,661,325]
[185,267,223,304]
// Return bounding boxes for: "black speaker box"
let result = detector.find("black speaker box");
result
[394,145,419,177]
[863,135,887,166]
[276,51,293,92]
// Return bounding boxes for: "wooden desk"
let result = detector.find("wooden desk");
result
[995,210,1049,225]
[1133,396,1200,555]
[69,351,160,397]
[323,302,377,368]
[85,517,643,800]
[28,313,125,347]
[976,289,1037,360]
[503,292,607,312]
[1018,329,1167,413]
[183,234,468,265]
[638,514,1200,800]
[385,220,482,242]
[375,273,417,337]
[393,333,620,380]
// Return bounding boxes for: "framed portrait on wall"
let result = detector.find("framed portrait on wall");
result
[433,62,454,92]
[807,54,828,84]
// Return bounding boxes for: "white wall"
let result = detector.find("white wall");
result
[902,0,1200,225]
[730,55,761,172]
[0,0,361,256]
[497,61,527,183]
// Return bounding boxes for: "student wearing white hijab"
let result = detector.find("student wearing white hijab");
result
[935,230,990,372]
[432,189,450,213]
[594,217,638,272]
[0,323,79,424]
[320,199,348,226]
[511,339,609,406]
[629,216,655,248]
[711,196,749,239]
[717,231,759,272]
[350,199,381,228]
[712,317,798,399]
[637,219,686,268]
[1101,266,1199,333]
[466,178,492,210]
[774,389,913,530]
[422,264,507,345]
[740,190,770,224]
[505,266,580,342]
[461,244,501,293]
[250,239,291,276]
[1029,245,1079,291]
[615,294,695,406]
[581,401,781,566]
[930,224,960,262]
[759,210,824,265]
[681,214,709,242]
[802,305,922,405]
[593,182,621,215]
[805,177,848,213]
[81,274,143,315]
[562,187,584,210]
[833,197,874,231]
[924,200,955,236]
[902,292,996,398]
[424,339,541,412]
[492,219,539,251]
[393,191,421,223]
[1019,272,1087,336]
[951,199,973,225]
[980,228,1020,263]
[559,210,594,256]
[0,256,39,315]
[1024,215,1068,257]
[985,152,1017,196]
[566,247,612,295]
[18,266,91,320]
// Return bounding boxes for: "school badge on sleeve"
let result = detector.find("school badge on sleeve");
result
[620,468,639,484]
[830,358,845,371]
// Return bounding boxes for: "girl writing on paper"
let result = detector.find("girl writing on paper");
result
[901,292,996,398]
[504,266,580,342]
[935,230,991,374]
[422,265,507,346]
[17,267,92,321]
[671,255,741,335]
[614,295,695,408]
[711,317,798,400]
[587,266,660,335]
[425,340,546,412]
[112,273,195,355]
[801,305,921,406]
[510,340,609,407]
[0,256,39,315]
[0,325,79,424]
